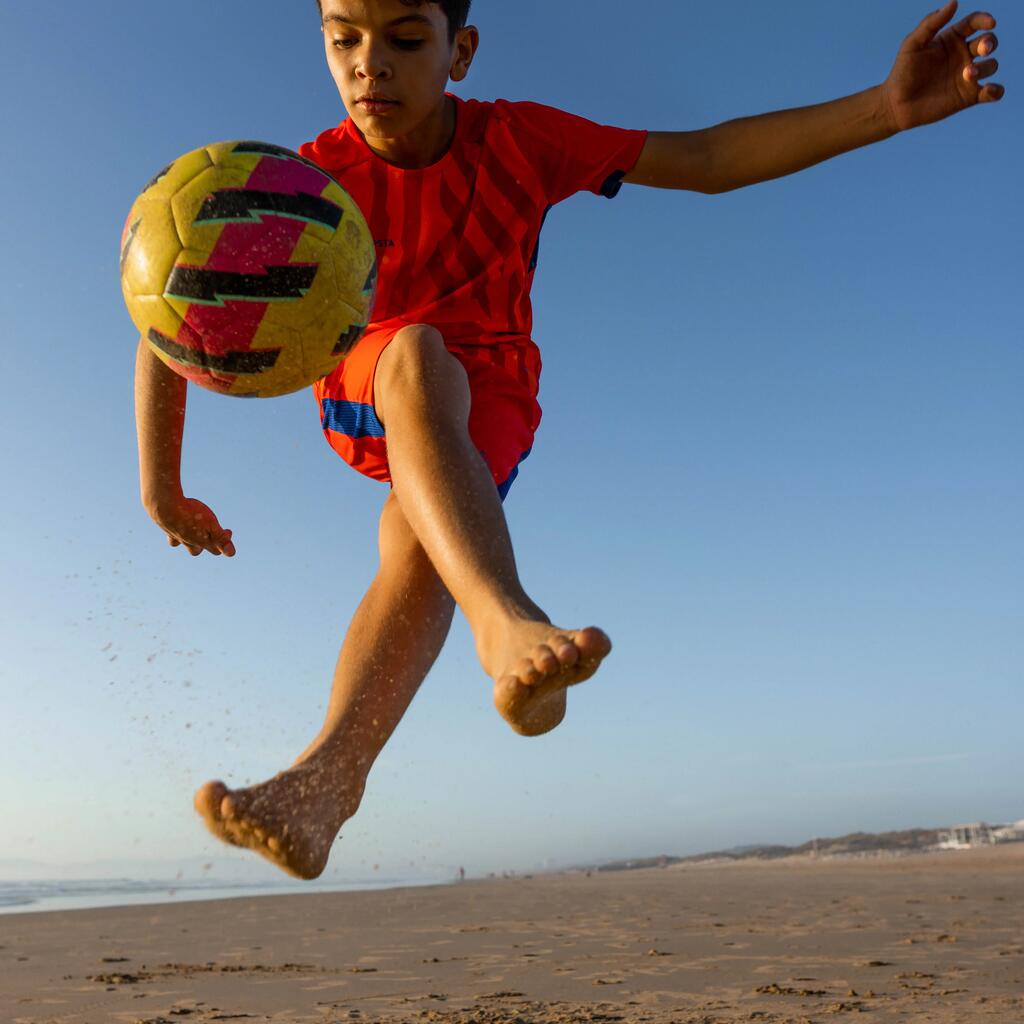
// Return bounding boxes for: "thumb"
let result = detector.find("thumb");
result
[906,1,958,48]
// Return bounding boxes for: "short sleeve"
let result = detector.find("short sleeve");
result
[496,100,647,205]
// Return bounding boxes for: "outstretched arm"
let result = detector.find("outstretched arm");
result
[625,2,1003,194]
[135,339,235,557]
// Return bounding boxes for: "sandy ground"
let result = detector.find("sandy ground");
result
[2,843,1022,1023]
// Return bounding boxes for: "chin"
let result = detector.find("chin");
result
[355,118,396,140]
[348,108,401,135]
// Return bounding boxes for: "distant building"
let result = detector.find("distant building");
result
[937,822,996,849]
[992,820,1024,843]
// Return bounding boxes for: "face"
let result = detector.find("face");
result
[320,0,477,151]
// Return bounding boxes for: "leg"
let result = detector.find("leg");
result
[373,325,611,737]
[194,493,455,879]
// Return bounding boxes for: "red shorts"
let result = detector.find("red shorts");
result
[314,325,542,500]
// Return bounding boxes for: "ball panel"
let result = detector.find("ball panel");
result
[329,211,378,321]
[302,298,367,380]
[325,243,374,346]
[294,248,343,380]
[121,196,183,333]
[140,145,213,203]
[133,293,185,349]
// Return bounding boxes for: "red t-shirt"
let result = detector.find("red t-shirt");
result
[299,95,647,347]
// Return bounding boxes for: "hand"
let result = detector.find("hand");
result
[882,1,1004,132]
[148,494,236,557]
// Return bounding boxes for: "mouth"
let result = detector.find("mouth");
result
[356,95,400,109]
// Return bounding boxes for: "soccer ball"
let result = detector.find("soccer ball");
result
[120,140,376,398]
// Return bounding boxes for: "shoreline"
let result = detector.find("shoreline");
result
[7,839,1019,918]
[0,874,448,918]
[2,844,1021,1022]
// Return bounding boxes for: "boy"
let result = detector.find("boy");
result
[135,0,1003,879]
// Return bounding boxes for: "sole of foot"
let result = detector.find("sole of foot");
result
[193,774,343,880]
[493,625,611,736]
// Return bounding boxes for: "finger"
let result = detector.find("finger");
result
[905,0,958,49]
[207,528,234,557]
[181,529,212,556]
[209,536,232,556]
[167,535,181,547]
[951,11,996,40]
[965,57,998,82]
[968,32,997,57]
[979,82,1005,102]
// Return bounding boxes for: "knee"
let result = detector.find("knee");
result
[375,324,468,425]
[378,492,423,564]
[378,495,452,594]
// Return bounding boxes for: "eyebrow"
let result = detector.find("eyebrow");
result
[323,13,434,28]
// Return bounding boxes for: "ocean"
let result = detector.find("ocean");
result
[0,875,441,915]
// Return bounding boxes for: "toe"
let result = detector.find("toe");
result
[532,644,561,675]
[552,637,581,668]
[220,792,243,821]
[513,657,542,686]
[494,673,528,709]
[576,627,612,661]
[194,780,229,821]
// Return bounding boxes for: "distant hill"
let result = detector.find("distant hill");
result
[587,824,1020,873]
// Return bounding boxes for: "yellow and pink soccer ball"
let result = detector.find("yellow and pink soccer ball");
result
[120,140,376,397]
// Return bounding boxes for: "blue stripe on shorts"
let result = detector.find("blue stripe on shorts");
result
[497,448,532,502]
[320,398,385,439]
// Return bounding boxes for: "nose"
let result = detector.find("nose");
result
[355,39,391,81]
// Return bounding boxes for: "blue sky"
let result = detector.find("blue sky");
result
[1,1,1020,881]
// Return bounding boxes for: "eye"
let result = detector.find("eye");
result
[332,37,359,49]
[393,38,425,50]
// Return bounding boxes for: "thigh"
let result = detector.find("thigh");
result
[315,327,543,499]
[449,342,543,500]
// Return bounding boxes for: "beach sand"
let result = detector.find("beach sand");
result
[2,843,1022,1023]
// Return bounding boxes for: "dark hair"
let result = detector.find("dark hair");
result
[316,1,472,43]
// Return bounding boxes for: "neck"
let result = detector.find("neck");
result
[364,95,456,169]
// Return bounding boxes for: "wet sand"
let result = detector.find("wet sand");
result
[2,843,1022,1023]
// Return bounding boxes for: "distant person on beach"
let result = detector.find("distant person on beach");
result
[133,0,1004,879]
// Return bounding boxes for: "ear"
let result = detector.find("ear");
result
[449,25,479,83]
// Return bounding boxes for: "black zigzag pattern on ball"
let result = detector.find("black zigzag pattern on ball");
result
[166,264,318,303]
[195,189,343,230]
[363,261,378,297]
[233,140,301,159]
[142,161,175,193]
[120,218,141,275]
[148,328,281,373]
[232,141,338,180]
[333,322,367,355]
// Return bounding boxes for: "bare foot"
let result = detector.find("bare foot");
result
[193,759,363,880]
[484,621,611,736]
